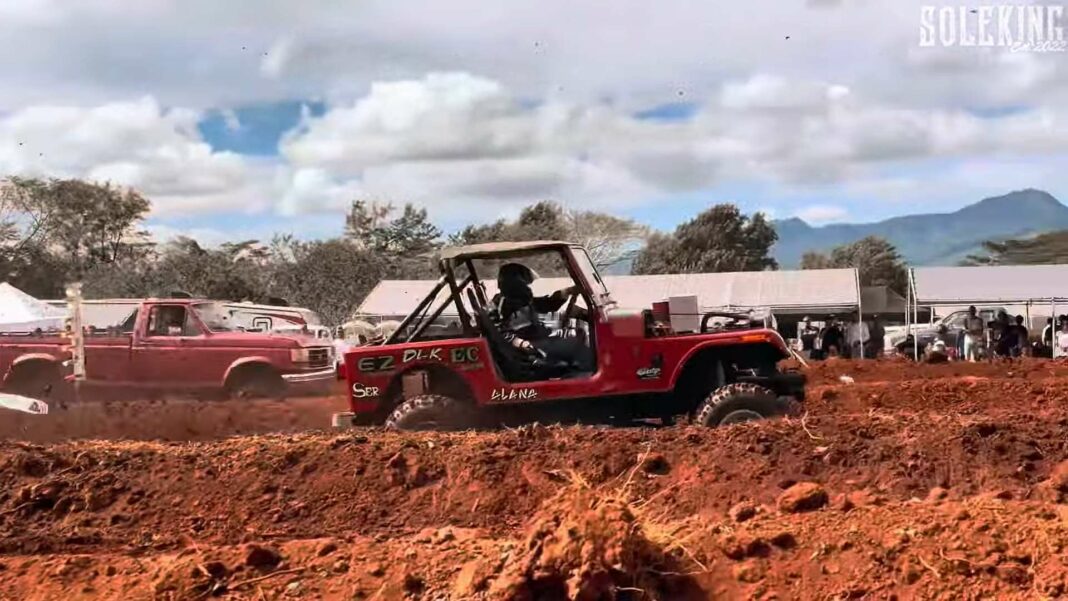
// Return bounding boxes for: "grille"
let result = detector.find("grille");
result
[308,348,330,368]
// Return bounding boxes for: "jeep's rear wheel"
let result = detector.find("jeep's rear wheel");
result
[694,383,789,427]
[385,394,474,431]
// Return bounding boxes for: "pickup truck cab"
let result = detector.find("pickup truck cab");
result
[0,298,336,401]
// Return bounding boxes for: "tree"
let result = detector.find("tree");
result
[2,177,151,297]
[345,200,441,255]
[0,177,55,258]
[448,201,648,269]
[271,239,388,325]
[345,200,440,279]
[631,204,778,274]
[13,178,152,278]
[344,200,393,247]
[563,209,649,269]
[799,251,833,270]
[962,230,1068,265]
[801,236,908,293]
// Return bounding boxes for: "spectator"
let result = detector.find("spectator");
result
[1058,319,1068,357]
[1012,315,1029,357]
[925,324,952,363]
[868,314,885,359]
[962,306,985,362]
[996,314,1027,358]
[990,311,1012,358]
[845,312,870,359]
[798,317,817,359]
[896,333,921,361]
[820,316,844,359]
[1043,318,1055,347]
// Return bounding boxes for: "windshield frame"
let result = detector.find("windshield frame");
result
[570,246,612,306]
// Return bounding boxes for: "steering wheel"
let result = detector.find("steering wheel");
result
[559,290,580,331]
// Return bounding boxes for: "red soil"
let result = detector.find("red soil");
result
[3,359,1068,599]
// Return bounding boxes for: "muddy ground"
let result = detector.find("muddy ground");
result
[3,359,1068,599]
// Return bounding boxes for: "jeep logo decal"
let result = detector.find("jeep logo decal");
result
[357,356,395,373]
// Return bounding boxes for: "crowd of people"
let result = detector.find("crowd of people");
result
[793,306,1068,363]
[796,313,885,360]
[894,306,1068,363]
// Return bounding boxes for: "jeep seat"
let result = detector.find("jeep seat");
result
[466,289,569,382]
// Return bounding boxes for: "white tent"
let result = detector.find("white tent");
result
[907,265,1068,357]
[0,282,66,332]
[911,265,1068,305]
[356,269,861,319]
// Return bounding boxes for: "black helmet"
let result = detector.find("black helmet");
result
[498,263,536,287]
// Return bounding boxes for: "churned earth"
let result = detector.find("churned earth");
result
[2,358,1068,600]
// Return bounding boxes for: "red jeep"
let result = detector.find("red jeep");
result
[0,299,336,401]
[336,241,804,430]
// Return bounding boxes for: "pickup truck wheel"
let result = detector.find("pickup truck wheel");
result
[6,363,62,401]
[384,395,474,432]
[227,366,284,400]
[694,383,788,427]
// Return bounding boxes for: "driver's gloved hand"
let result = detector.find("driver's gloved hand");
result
[513,338,544,357]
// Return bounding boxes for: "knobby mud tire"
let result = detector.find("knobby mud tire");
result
[694,382,793,427]
[384,394,476,432]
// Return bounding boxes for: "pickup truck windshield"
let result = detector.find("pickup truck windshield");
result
[193,302,234,332]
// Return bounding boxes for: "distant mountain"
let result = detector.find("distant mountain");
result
[772,189,1068,267]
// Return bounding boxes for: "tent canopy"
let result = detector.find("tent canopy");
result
[912,265,1068,305]
[356,269,860,318]
[0,283,66,332]
[861,286,909,315]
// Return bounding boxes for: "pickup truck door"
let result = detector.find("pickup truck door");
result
[84,310,137,383]
[132,304,211,388]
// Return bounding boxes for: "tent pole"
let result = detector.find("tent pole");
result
[1054,299,1058,359]
[911,268,919,360]
[856,269,863,359]
[905,271,911,335]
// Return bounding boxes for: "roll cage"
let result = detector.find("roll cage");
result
[384,241,599,346]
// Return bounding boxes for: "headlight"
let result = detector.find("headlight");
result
[290,348,311,363]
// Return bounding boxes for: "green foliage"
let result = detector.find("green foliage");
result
[801,236,907,293]
[270,239,388,325]
[1,177,150,294]
[631,204,777,274]
[962,230,1068,266]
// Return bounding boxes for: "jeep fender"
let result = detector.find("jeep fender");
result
[223,356,277,385]
[669,334,790,389]
[377,363,477,415]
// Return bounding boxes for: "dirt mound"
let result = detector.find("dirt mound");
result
[489,483,702,600]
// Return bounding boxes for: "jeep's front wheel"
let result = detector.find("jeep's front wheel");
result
[384,395,474,431]
[694,383,790,427]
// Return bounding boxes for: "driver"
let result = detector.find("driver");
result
[492,262,591,370]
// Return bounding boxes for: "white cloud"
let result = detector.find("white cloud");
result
[0,0,1062,111]
[795,205,848,224]
[0,0,1065,237]
[277,71,1068,222]
[0,96,272,217]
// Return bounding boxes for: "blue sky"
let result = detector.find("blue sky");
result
[0,0,1065,245]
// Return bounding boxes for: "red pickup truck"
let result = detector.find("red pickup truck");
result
[0,298,336,401]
